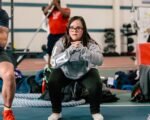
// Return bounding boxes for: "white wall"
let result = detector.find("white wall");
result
[2,0,150,52]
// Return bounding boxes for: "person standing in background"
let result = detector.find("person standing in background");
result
[42,0,70,67]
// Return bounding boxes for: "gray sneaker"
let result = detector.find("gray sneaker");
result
[48,113,62,120]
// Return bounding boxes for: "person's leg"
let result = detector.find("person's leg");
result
[48,68,70,119]
[0,62,16,109]
[47,34,64,67]
[47,34,52,67]
[0,51,16,120]
[0,61,16,120]
[81,68,103,120]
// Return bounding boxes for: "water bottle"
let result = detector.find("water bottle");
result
[42,77,46,93]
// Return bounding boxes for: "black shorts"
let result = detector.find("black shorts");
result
[0,50,12,63]
[47,33,64,55]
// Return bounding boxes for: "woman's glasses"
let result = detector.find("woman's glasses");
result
[69,26,83,32]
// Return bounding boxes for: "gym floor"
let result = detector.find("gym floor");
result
[0,93,150,120]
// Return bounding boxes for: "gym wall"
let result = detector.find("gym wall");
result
[2,0,150,53]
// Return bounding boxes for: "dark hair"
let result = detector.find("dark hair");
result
[0,0,2,10]
[41,6,46,11]
[63,16,91,48]
[58,0,61,4]
[54,0,61,10]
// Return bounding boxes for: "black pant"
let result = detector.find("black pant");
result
[48,68,102,114]
[47,34,64,56]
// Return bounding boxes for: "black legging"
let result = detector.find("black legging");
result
[48,68,102,114]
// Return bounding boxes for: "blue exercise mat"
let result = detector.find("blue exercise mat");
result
[0,105,150,120]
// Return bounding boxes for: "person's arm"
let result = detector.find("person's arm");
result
[50,39,76,68]
[51,46,70,68]
[80,42,103,66]
[0,26,9,48]
[53,0,70,18]
[42,2,54,16]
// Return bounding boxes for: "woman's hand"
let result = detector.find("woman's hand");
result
[71,41,82,48]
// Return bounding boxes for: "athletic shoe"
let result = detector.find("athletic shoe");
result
[147,114,150,120]
[2,110,15,120]
[48,113,62,120]
[92,113,104,120]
